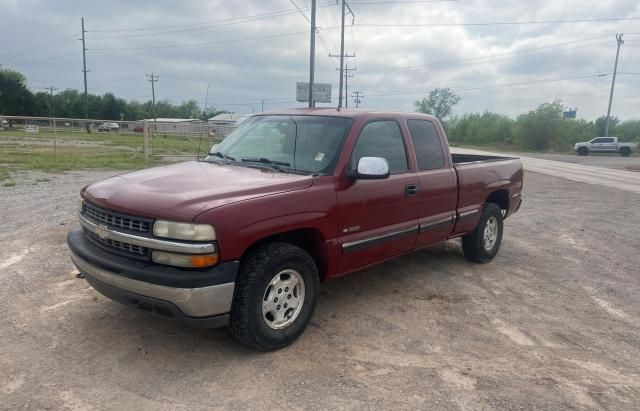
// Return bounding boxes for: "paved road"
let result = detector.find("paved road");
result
[503,152,640,171]
[453,148,640,194]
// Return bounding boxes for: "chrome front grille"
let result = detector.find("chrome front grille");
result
[83,201,151,233]
[85,229,149,257]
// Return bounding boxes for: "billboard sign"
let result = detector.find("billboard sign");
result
[296,82,332,103]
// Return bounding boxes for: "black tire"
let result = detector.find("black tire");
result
[229,242,319,351]
[620,147,631,157]
[461,203,504,263]
[577,147,589,156]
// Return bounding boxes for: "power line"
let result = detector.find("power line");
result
[356,16,640,27]
[365,73,609,97]
[289,0,311,23]
[0,34,79,59]
[7,51,82,68]
[88,3,336,34]
[291,0,336,66]
[89,30,311,51]
[357,35,612,75]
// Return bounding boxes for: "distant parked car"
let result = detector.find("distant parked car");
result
[575,137,638,157]
[24,125,39,133]
[133,126,144,133]
[98,122,120,132]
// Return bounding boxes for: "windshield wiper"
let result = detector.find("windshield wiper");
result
[209,151,236,161]
[241,157,290,173]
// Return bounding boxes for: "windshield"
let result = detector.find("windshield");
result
[207,115,353,174]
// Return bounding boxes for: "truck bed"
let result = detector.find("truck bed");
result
[450,153,523,226]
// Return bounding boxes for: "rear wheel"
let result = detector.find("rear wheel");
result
[229,242,319,351]
[620,147,631,157]
[577,147,589,156]
[462,203,504,263]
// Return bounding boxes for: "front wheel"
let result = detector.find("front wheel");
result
[229,242,319,351]
[620,147,631,157]
[577,147,589,156]
[462,203,504,263]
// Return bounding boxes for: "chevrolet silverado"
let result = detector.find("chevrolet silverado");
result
[67,108,523,351]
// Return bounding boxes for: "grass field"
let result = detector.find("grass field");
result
[0,130,219,186]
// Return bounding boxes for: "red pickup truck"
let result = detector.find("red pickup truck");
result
[67,109,523,350]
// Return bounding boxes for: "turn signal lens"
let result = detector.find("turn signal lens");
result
[189,254,219,267]
[152,251,219,268]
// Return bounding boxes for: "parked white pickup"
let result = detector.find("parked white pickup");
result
[575,137,638,157]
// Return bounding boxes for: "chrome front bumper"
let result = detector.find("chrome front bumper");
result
[70,251,235,318]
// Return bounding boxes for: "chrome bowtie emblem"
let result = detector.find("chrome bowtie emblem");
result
[95,225,109,240]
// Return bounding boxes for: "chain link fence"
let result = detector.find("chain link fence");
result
[0,115,237,179]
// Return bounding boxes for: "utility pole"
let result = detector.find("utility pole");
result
[46,86,58,157]
[330,0,355,108]
[605,33,624,137]
[352,90,364,108]
[308,0,317,108]
[336,64,356,107]
[146,73,159,124]
[261,99,265,112]
[345,65,356,108]
[81,17,90,132]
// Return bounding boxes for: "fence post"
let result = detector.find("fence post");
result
[143,120,150,160]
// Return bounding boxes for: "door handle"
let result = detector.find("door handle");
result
[405,184,419,197]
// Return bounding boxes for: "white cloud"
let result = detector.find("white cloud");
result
[1,0,639,119]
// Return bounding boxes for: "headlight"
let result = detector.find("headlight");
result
[152,251,219,268]
[78,198,84,213]
[153,220,216,241]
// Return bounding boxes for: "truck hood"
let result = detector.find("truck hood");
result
[82,161,314,221]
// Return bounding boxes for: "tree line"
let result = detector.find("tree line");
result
[416,88,640,151]
[0,67,225,121]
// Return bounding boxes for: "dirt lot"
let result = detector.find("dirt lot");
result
[1,169,639,410]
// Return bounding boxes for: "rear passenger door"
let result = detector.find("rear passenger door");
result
[406,119,458,249]
[336,120,420,273]
[590,138,607,152]
[601,137,617,151]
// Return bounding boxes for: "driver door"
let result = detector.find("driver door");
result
[336,120,419,273]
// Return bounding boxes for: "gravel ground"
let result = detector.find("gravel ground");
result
[1,168,639,410]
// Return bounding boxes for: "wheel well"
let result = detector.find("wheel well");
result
[486,189,509,215]
[242,228,328,281]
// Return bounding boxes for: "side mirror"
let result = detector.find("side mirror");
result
[348,157,390,180]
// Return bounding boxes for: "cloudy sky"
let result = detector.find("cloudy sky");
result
[2,0,639,119]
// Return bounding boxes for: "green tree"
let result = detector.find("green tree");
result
[514,100,567,150]
[447,111,514,145]
[616,120,640,142]
[595,115,619,136]
[0,67,35,115]
[414,88,461,120]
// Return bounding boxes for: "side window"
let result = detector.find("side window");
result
[352,120,408,173]
[603,138,614,143]
[592,138,604,143]
[407,120,445,170]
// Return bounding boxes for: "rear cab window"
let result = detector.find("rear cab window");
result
[407,119,445,170]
